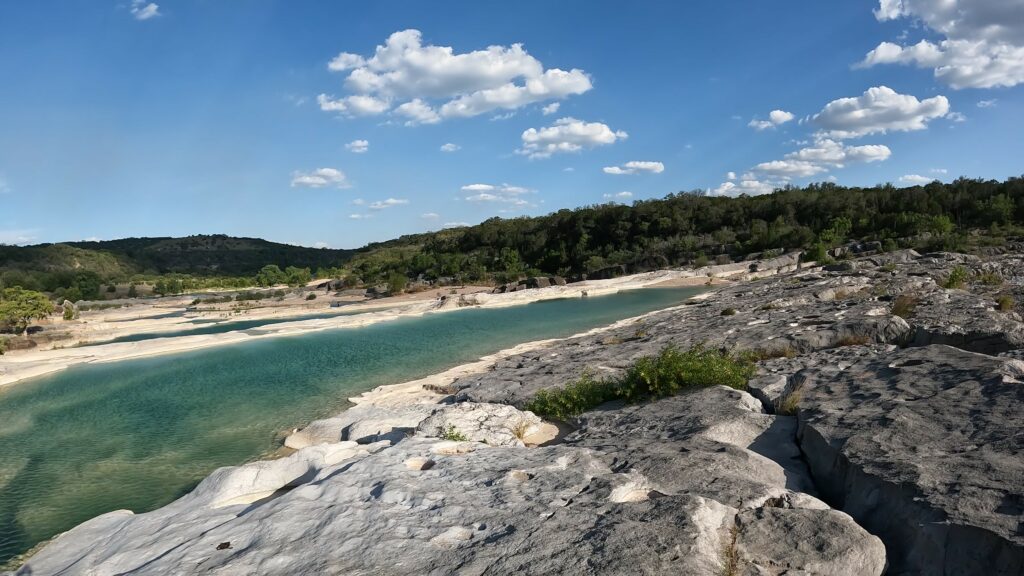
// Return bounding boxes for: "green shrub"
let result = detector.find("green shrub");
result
[439,424,469,442]
[720,308,737,316]
[891,294,918,318]
[305,293,317,301]
[977,271,1004,286]
[0,337,6,355]
[526,345,756,420]
[997,295,1015,312]
[942,266,969,289]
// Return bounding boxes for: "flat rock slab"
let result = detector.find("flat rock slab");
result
[794,344,1024,574]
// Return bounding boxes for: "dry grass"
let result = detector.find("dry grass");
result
[776,387,803,415]
[891,294,918,319]
[720,523,740,576]
[835,334,871,347]
[509,419,531,441]
[997,295,1015,313]
[745,345,798,361]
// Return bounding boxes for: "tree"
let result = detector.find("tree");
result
[0,287,55,336]
[256,265,287,287]
[387,272,408,295]
[284,266,312,286]
[127,283,138,298]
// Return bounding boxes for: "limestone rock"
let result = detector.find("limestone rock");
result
[415,401,543,446]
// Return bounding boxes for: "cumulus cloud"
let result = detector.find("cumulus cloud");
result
[900,174,934,185]
[0,229,38,245]
[368,198,409,210]
[748,109,795,130]
[440,142,461,152]
[130,0,160,20]
[460,183,536,206]
[420,212,440,219]
[394,98,440,125]
[290,168,350,189]
[345,139,369,153]
[602,161,665,175]
[603,191,634,200]
[977,99,998,108]
[812,86,950,139]
[321,29,592,123]
[518,117,627,159]
[317,94,390,116]
[348,213,372,220]
[859,1,1024,88]
[542,102,560,115]
[711,179,780,196]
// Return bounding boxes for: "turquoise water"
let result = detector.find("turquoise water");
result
[85,308,366,346]
[0,287,702,564]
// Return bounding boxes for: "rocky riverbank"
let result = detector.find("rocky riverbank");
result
[12,250,1024,575]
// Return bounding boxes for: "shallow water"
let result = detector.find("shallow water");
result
[84,308,366,346]
[0,287,703,564]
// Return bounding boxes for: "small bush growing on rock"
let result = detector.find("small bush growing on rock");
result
[891,294,918,318]
[977,271,1004,286]
[439,425,469,442]
[942,266,969,289]
[720,308,737,316]
[527,346,756,420]
[305,293,317,301]
[997,295,1015,312]
[776,387,803,415]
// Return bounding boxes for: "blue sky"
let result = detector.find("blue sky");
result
[1,0,1022,248]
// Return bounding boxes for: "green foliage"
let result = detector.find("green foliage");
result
[776,387,803,416]
[284,266,312,286]
[439,425,469,442]
[255,265,287,287]
[0,337,6,355]
[305,293,317,301]
[720,307,737,316]
[976,271,1004,286]
[126,283,138,298]
[526,345,756,420]
[0,287,55,334]
[942,266,969,289]
[387,272,408,294]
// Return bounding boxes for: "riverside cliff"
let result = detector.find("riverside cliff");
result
[12,250,1024,575]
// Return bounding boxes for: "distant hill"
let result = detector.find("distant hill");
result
[0,235,355,292]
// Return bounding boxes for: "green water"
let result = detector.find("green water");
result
[85,308,367,346]
[0,287,701,564]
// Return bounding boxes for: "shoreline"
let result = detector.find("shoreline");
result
[0,254,800,390]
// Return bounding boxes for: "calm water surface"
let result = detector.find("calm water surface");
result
[0,287,702,564]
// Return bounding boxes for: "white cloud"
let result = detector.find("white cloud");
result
[602,160,665,175]
[443,222,470,228]
[317,93,390,116]
[394,98,440,125]
[784,138,892,165]
[603,191,634,200]
[351,198,365,205]
[726,171,737,180]
[754,160,829,178]
[321,29,592,123]
[542,102,561,115]
[291,168,350,189]
[812,86,949,139]
[859,1,1024,88]
[313,241,331,249]
[711,179,779,197]
[947,111,967,122]
[460,183,536,206]
[420,212,440,220]
[977,99,998,108]
[130,0,160,20]
[518,117,627,159]
[931,168,948,174]
[899,174,934,185]
[368,198,409,210]
[349,213,372,220]
[748,109,795,131]
[440,142,461,152]
[345,139,369,153]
